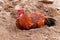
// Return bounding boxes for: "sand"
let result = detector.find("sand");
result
[0,0,60,40]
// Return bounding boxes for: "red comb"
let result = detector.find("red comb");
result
[17,9,24,18]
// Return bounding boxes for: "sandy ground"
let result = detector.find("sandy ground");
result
[0,0,60,40]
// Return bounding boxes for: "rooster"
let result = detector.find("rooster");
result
[16,9,56,30]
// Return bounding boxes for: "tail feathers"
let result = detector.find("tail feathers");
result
[45,18,56,26]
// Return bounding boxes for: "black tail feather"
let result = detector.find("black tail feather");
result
[45,18,56,27]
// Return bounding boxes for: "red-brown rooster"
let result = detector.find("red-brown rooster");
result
[16,9,56,30]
